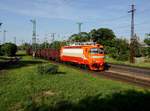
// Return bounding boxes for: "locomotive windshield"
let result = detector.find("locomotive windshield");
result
[90,48,104,54]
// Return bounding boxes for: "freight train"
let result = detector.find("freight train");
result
[27,42,106,71]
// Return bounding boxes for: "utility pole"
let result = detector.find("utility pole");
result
[0,23,2,44]
[36,38,40,49]
[30,19,36,48]
[77,22,83,34]
[14,37,16,44]
[22,40,24,45]
[128,4,136,38]
[3,30,7,44]
[51,33,56,42]
[44,37,48,48]
[30,19,36,58]
[128,3,136,63]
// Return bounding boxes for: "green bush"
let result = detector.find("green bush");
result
[116,53,129,61]
[1,43,17,56]
[37,64,59,75]
[105,38,130,61]
[105,46,117,59]
[141,47,150,58]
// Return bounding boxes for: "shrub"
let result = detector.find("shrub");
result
[116,53,129,61]
[141,47,150,58]
[37,64,59,75]
[1,43,17,56]
[105,46,117,59]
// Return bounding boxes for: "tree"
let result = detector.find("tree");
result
[69,34,80,42]
[79,32,90,42]
[141,47,150,57]
[144,38,150,46]
[143,37,150,58]
[69,32,90,42]
[40,42,50,49]
[132,38,142,57]
[105,38,130,61]
[18,43,31,50]
[115,38,130,61]
[89,28,116,46]
[50,41,67,50]
[1,43,17,56]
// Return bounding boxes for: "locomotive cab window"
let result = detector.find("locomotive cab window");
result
[90,48,104,54]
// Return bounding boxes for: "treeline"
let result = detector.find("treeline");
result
[19,41,67,51]
[19,28,150,61]
[69,28,150,61]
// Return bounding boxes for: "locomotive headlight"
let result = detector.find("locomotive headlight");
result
[92,56,104,59]
[100,63,103,66]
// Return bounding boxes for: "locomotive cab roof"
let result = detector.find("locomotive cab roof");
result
[63,42,103,48]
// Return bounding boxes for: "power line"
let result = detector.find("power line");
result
[99,14,129,22]
[110,24,130,29]
[136,8,150,15]
[135,20,150,26]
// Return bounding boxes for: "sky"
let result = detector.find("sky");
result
[0,0,150,44]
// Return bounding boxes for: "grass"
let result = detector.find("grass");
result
[0,51,149,111]
[106,56,150,68]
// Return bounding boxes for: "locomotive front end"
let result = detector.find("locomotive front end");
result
[88,46,105,71]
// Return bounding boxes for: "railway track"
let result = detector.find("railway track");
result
[83,68,150,88]
[98,71,150,88]
[109,63,150,76]
[53,61,150,88]
[104,64,150,88]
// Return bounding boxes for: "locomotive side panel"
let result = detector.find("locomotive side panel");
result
[60,48,85,64]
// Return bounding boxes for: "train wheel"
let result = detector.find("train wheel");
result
[83,64,87,69]
[80,64,87,70]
